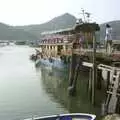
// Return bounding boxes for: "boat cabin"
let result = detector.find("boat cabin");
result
[39,22,100,58]
[39,33,73,57]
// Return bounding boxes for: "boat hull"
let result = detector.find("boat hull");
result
[35,58,68,70]
[24,113,96,120]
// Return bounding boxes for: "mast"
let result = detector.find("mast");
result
[79,8,91,23]
[81,8,86,22]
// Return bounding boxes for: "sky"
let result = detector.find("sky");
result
[0,0,119,26]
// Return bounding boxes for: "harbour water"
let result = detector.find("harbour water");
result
[0,45,104,120]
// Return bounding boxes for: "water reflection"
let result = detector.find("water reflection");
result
[0,46,105,120]
[0,46,68,120]
[36,66,105,118]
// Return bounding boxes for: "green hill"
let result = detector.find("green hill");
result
[15,13,77,38]
[0,23,38,40]
[0,13,120,41]
[0,13,76,40]
[16,13,120,41]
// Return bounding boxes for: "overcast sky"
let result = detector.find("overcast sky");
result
[0,0,119,26]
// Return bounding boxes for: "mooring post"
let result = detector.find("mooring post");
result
[115,72,120,114]
[72,57,82,92]
[97,69,102,90]
[101,101,107,116]
[88,68,92,95]
[72,63,80,93]
[116,97,120,114]
[107,71,110,90]
[68,47,78,95]
[68,53,77,87]
[92,32,96,105]
[68,32,80,95]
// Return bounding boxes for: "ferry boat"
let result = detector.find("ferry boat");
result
[24,113,96,120]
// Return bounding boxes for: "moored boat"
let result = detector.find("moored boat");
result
[30,49,42,61]
[35,57,68,70]
[30,54,38,61]
[24,113,96,120]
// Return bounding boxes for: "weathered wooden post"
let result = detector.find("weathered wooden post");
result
[68,54,76,87]
[65,15,100,98]
[107,71,110,90]
[92,32,96,105]
[97,69,102,90]
[68,33,81,95]
[98,64,120,114]
[88,68,92,100]
[72,57,83,93]
[82,24,100,105]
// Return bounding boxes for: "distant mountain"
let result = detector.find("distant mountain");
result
[15,14,120,41]
[0,13,120,41]
[0,13,76,40]
[15,13,77,38]
[0,23,38,40]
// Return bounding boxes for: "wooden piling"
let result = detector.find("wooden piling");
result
[72,63,80,93]
[68,54,77,87]
[68,43,79,95]
[88,68,92,101]
[116,97,120,114]
[88,68,92,94]
[72,57,82,91]
[92,32,96,105]
[97,69,102,90]
[107,71,110,90]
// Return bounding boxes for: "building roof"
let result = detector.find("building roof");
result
[41,27,74,35]
[41,22,100,35]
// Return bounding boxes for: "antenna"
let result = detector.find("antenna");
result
[81,8,86,22]
[79,8,91,23]
[85,12,91,23]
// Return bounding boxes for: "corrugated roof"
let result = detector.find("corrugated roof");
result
[41,27,74,35]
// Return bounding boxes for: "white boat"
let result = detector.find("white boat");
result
[35,57,67,70]
[24,113,96,120]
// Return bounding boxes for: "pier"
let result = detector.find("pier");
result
[33,12,120,117]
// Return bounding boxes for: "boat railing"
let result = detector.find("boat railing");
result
[24,113,96,120]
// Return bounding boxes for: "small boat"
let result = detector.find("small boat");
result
[24,113,96,120]
[35,57,67,70]
[30,54,37,61]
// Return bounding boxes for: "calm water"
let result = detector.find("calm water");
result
[0,45,103,120]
